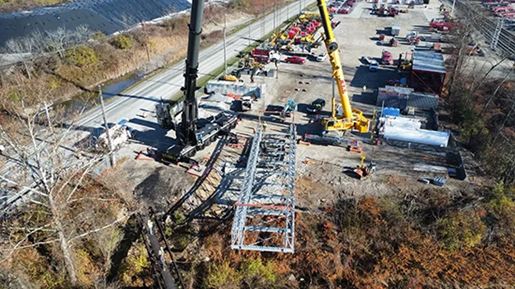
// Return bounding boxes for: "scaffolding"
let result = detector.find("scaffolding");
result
[231,124,297,253]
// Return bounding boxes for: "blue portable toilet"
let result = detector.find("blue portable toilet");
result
[382,107,400,117]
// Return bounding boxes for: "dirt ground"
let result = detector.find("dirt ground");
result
[115,0,486,218]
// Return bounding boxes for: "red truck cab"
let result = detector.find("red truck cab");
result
[381,50,393,65]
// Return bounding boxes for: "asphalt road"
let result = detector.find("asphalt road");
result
[76,0,315,133]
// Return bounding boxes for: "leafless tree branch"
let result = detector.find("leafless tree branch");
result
[68,214,129,245]
[67,197,119,204]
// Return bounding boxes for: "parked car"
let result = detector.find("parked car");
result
[369,60,379,72]
[345,0,355,6]
[284,56,306,64]
[316,52,327,62]
[307,98,326,113]
[338,5,351,13]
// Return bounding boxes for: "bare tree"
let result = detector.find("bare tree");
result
[29,30,46,55]
[46,27,70,58]
[5,38,33,79]
[0,106,131,286]
[73,25,93,44]
[480,65,514,114]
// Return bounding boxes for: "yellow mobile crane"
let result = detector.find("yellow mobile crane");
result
[316,0,370,133]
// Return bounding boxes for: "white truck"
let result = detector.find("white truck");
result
[391,23,401,36]
[97,119,135,151]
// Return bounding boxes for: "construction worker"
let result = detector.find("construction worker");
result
[158,247,166,266]
[362,85,367,93]
[262,121,268,132]
[165,215,172,225]
[147,219,154,235]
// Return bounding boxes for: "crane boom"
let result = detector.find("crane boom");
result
[316,0,370,133]
[317,0,352,119]
[178,0,204,146]
[156,0,238,161]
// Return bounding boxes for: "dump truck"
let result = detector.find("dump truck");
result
[251,48,280,64]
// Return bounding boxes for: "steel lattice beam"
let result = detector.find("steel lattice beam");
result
[231,124,297,253]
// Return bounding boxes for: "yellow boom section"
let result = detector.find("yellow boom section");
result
[317,0,352,119]
[316,0,370,133]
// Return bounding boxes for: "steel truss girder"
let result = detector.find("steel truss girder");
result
[231,124,297,253]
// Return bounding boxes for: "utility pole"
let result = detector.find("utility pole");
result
[299,0,302,13]
[99,85,115,167]
[43,102,53,133]
[248,25,251,46]
[273,2,276,32]
[262,0,265,38]
[451,0,456,18]
[143,20,150,62]
[223,14,227,75]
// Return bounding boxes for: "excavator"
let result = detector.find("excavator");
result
[354,155,376,180]
[316,0,370,133]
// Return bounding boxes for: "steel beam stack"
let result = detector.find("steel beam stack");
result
[231,124,297,253]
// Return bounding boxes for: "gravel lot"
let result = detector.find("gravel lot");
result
[114,0,482,214]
